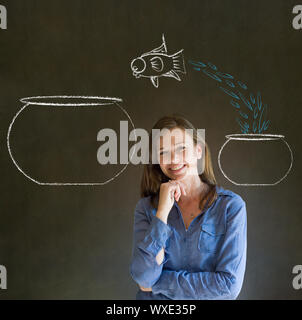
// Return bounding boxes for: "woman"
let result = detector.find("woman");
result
[129,114,247,300]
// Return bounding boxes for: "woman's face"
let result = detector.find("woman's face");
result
[156,127,202,180]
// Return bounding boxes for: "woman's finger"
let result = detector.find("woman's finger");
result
[170,183,180,201]
[170,189,175,201]
[175,184,181,201]
[170,184,178,200]
[177,182,186,196]
[173,180,186,198]
[172,186,179,201]
[169,180,186,200]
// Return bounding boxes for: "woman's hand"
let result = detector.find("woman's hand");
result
[139,285,152,292]
[157,180,187,215]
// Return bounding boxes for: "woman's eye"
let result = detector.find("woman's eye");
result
[160,146,185,155]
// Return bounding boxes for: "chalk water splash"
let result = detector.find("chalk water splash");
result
[189,60,270,134]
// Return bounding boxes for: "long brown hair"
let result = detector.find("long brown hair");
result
[140,113,219,210]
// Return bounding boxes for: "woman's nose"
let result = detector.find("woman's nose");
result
[170,151,181,163]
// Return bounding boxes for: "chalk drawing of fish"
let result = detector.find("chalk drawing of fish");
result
[131,34,186,88]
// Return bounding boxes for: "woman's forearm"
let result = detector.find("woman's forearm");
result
[154,209,168,266]
[156,209,169,224]
[130,208,172,288]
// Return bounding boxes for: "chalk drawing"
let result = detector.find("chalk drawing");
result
[218,134,293,186]
[189,60,270,134]
[188,60,293,185]
[131,34,186,88]
[7,96,137,186]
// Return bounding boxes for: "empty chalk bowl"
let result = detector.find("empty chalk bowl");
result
[218,134,293,186]
[7,96,135,185]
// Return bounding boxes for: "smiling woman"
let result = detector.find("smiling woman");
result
[129,113,247,300]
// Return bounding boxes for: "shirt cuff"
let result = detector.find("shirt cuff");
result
[137,215,172,257]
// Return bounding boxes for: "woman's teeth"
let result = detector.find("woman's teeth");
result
[170,165,185,171]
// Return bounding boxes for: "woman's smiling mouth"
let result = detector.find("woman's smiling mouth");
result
[169,164,187,173]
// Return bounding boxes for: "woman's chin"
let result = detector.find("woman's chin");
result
[170,167,189,180]
[174,169,198,181]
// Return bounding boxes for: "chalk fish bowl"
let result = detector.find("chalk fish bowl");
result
[218,134,293,186]
[7,96,136,185]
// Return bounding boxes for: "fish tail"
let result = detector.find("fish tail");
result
[170,49,186,74]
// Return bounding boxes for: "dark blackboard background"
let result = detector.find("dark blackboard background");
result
[0,0,301,299]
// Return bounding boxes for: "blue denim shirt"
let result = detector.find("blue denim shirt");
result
[129,185,247,300]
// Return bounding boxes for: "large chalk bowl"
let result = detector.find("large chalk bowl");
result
[218,134,293,186]
[7,96,135,185]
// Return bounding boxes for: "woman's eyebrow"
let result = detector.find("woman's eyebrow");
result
[160,142,185,151]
